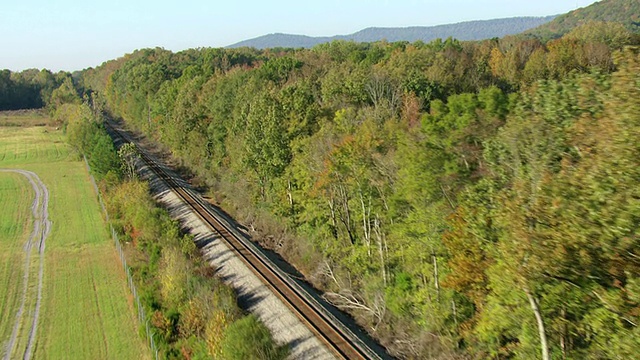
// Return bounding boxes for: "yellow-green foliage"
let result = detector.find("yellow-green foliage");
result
[159,247,190,308]
[205,310,228,357]
[106,178,283,359]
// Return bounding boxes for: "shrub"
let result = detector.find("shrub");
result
[220,315,288,360]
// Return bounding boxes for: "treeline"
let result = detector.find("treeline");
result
[0,68,75,111]
[80,21,640,359]
[60,101,286,359]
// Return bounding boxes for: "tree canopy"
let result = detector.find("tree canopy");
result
[77,27,640,359]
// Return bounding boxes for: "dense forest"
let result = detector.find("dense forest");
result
[0,68,73,111]
[70,17,640,359]
[526,0,640,40]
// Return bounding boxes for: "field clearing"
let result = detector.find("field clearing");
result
[0,127,70,165]
[0,114,147,359]
[0,110,50,128]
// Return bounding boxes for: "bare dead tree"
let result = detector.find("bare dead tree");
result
[359,190,372,257]
[373,214,388,286]
[366,74,401,110]
[323,288,386,331]
[524,287,550,360]
[316,258,343,289]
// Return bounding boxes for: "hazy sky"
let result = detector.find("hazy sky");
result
[1,0,599,72]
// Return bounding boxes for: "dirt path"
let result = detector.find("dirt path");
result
[1,169,50,360]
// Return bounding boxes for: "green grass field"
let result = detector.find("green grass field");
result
[0,110,50,128]
[0,173,34,352]
[0,113,148,359]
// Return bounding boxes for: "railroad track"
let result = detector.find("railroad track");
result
[104,121,385,360]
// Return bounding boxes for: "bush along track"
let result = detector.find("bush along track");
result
[0,169,50,360]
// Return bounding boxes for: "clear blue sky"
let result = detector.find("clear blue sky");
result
[0,0,599,72]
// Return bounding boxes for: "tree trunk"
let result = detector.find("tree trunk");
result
[147,101,151,129]
[359,191,371,257]
[337,185,355,244]
[452,299,458,329]
[259,177,266,201]
[440,184,456,210]
[328,197,338,239]
[373,215,387,286]
[433,252,440,301]
[525,288,550,360]
[287,179,294,214]
[560,307,567,359]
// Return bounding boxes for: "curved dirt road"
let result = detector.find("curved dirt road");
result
[1,169,50,360]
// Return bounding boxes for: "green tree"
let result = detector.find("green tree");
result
[243,93,291,198]
[48,77,80,113]
[118,142,139,180]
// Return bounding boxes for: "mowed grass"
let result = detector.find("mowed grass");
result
[0,174,33,347]
[0,126,69,165]
[0,110,50,128]
[0,115,148,359]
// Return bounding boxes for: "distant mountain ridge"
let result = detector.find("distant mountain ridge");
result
[228,16,556,49]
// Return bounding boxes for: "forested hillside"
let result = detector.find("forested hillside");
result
[77,19,640,359]
[228,16,555,49]
[526,0,640,40]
